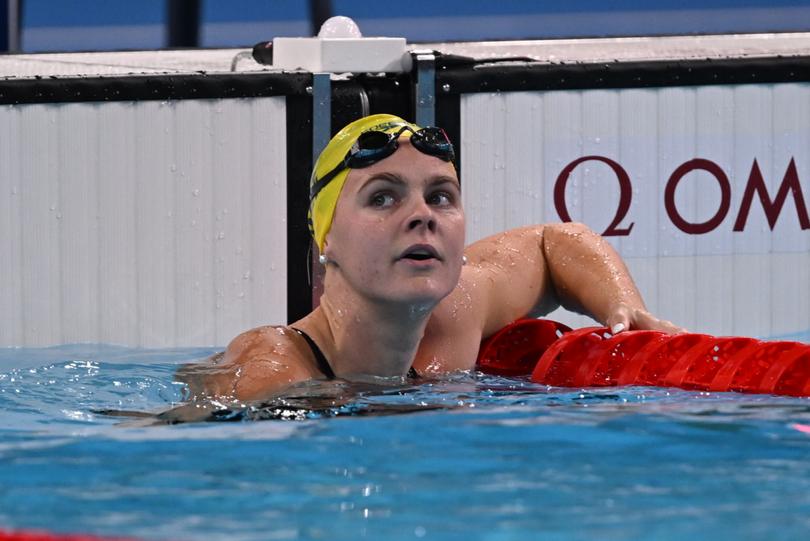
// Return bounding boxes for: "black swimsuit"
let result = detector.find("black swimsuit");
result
[291,327,419,380]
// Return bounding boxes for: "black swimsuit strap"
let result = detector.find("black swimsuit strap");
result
[291,327,336,380]
[290,327,420,380]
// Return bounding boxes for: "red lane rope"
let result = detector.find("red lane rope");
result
[476,318,810,397]
[478,319,570,376]
[0,531,138,541]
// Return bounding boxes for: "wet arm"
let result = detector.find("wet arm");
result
[542,222,682,333]
[467,222,682,336]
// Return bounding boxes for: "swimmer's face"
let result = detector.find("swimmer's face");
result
[324,138,465,306]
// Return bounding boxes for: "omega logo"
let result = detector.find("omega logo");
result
[554,156,810,236]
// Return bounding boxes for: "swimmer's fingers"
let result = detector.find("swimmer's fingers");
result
[606,305,686,335]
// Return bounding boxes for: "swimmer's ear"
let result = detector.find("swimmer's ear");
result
[319,238,335,266]
[322,236,333,258]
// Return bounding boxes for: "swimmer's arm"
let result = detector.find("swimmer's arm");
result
[175,327,311,403]
[464,225,551,337]
[467,222,682,336]
[541,222,681,332]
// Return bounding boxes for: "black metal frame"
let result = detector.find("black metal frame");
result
[435,55,810,94]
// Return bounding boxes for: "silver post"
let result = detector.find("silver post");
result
[412,50,436,126]
[5,0,20,52]
[311,72,332,165]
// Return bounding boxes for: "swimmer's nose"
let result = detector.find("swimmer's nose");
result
[407,199,437,233]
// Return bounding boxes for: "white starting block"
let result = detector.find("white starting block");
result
[271,16,409,73]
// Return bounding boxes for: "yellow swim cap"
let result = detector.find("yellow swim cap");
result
[309,114,421,253]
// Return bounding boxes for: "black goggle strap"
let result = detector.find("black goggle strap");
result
[308,126,408,201]
[309,163,344,201]
[309,126,455,202]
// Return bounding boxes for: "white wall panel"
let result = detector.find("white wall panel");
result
[60,103,100,344]
[0,97,287,347]
[541,91,580,233]
[98,103,138,345]
[134,102,177,346]
[772,84,810,253]
[581,91,621,240]
[462,83,810,337]
[617,89,657,259]
[0,106,23,345]
[21,105,62,344]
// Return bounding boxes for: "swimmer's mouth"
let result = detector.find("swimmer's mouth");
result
[399,244,441,262]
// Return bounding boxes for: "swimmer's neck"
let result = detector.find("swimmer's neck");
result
[311,291,436,379]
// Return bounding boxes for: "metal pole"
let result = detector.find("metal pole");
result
[309,0,333,36]
[167,0,200,48]
[1,0,21,53]
[309,72,331,306]
[412,50,436,126]
[311,73,332,165]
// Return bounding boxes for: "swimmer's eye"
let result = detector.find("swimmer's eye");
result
[427,191,455,207]
[369,192,396,208]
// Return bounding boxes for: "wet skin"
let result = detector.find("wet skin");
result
[176,139,683,406]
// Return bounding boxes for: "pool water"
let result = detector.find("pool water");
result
[2,344,810,541]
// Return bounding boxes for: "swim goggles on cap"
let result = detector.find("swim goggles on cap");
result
[309,126,455,201]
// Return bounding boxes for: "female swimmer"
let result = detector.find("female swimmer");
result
[177,114,682,405]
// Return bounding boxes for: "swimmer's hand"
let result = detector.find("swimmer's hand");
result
[606,304,686,335]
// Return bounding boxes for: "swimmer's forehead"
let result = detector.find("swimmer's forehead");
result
[356,170,460,188]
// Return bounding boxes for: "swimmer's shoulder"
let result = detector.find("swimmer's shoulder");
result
[420,271,489,373]
[222,325,323,401]
[436,261,490,329]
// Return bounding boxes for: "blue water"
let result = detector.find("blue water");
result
[2,345,810,541]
